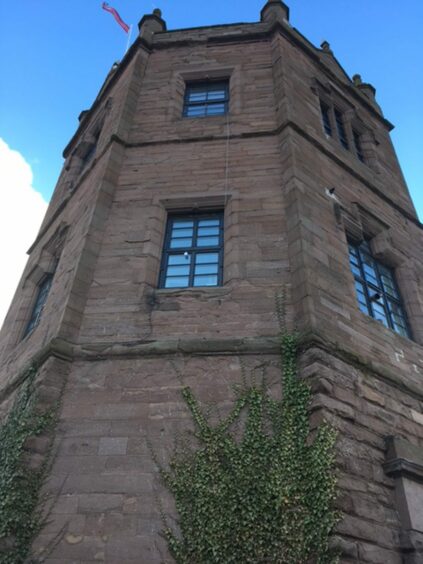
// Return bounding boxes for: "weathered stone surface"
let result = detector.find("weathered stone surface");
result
[1,1,422,563]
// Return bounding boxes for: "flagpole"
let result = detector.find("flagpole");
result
[125,25,132,54]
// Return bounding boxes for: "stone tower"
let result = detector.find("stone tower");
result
[1,1,422,562]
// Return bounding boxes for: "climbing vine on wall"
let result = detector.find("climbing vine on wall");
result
[159,333,339,564]
[0,367,57,564]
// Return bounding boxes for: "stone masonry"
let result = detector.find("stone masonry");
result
[0,2,422,562]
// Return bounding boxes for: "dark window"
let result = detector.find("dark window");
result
[159,213,223,288]
[353,130,365,162]
[23,273,54,338]
[320,102,332,136]
[183,81,229,118]
[348,240,410,338]
[334,108,349,149]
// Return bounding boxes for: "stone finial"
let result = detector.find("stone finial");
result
[352,74,362,86]
[353,74,376,100]
[260,0,290,24]
[138,8,166,42]
[320,40,333,54]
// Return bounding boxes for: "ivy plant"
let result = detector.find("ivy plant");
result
[0,367,56,564]
[160,333,338,563]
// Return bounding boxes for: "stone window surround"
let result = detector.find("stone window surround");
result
[347,238,411,338]
[11,226,68,345]
[159,211,224,289]
[63,98,113,190]
[182,80,229,118]
[142,192,239,293]
[313,79,378,170]
[341,204,423,345]
[167,65,242,123]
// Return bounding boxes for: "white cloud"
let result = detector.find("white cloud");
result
[0,139,48,328]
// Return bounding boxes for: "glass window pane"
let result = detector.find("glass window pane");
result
[197,236,219,247]
[206,103,226,115]
[197,226,219,236]
[388,301,408,327]
[362,257,379,287]
[207,89,226,101]
[358,302,370,314]
[348,244,358,256]
[373,311,389,327]
[196,253,219,264]
[170,238,193,248]
[379,267,398,298]
[188,92,207,103]
[393,324,409,338]
[371,301,389,327]
[350,264,361,277]
[168,254,191,265]
[164,276,189,288]
[354,280,366,296]
[166,265,190,276]
[171,228,193,238]
[349,254,359,267]
[172,220,194,228]
[186,105,207,117]
[193,275,218,287]
[195,263,218,275]
[198,219,220,227]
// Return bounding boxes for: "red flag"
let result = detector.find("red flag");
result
[102,2,130,33]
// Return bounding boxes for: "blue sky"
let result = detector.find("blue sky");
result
[0,1,422,323]
[1,0,422,214]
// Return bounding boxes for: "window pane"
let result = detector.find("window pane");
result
[168,254,191,265]
[371,301,389,327]
[348,244,359,257]
[358,302,370,314]
[198,219,220,227]
[206,103,226,115]
[320,102,332,136]
[207,90,226,101]
[379,267,398,298]
[195,263,218,275]
[164,276,189,288]
[172,220,194,228]
[196,252,219,264]
[350,264,361,277]
[193,275,218,286]
[388,300,409,334]
[166,265,190,276]
[353,130,365,162]
[362,256,379,287]
[197,226,219,236]
[335,108,349,149]
[186,105,207,117]
[170,238,193,248]
[24,275,53,337]
[349,253,359,267]
[187,91,207,102]
[171,228,193,238]
[197,236,219,247]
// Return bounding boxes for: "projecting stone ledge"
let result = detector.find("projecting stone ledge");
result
[76,335,281,358]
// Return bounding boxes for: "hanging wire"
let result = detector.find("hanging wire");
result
[224,109,231,205]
